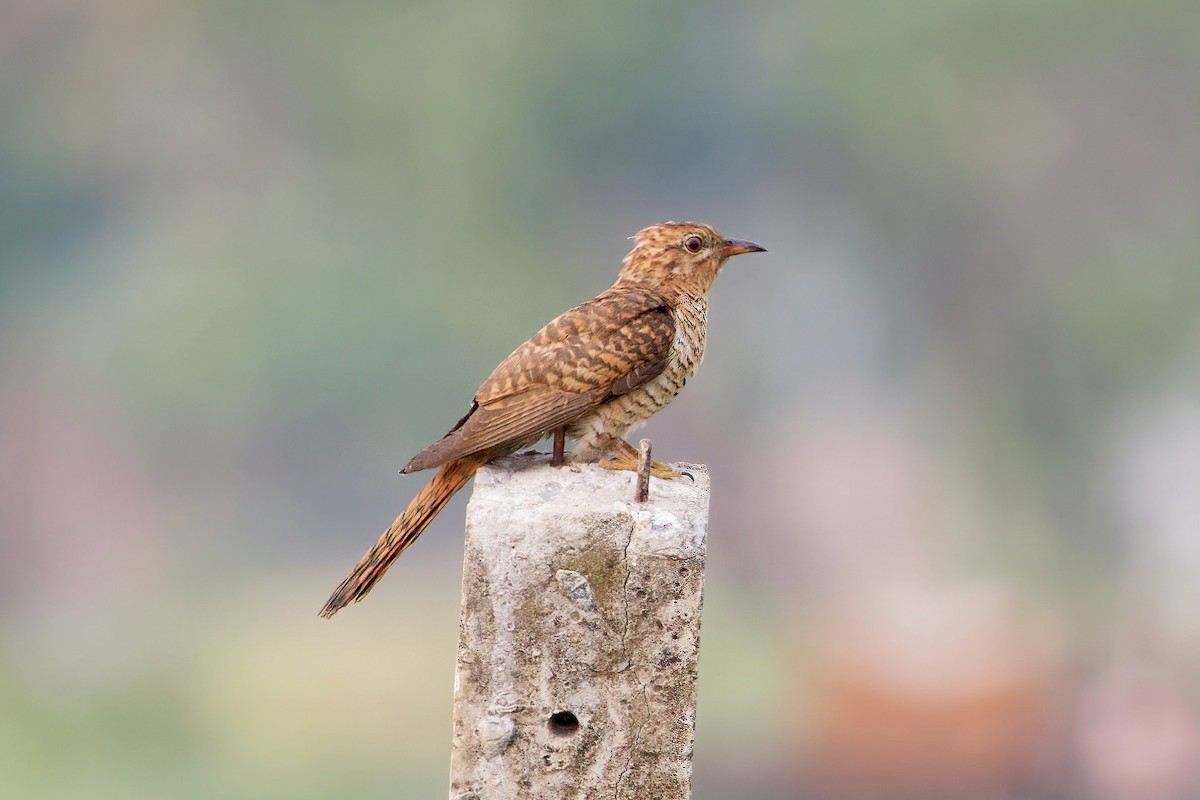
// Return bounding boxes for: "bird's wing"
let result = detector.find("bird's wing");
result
[401,288,674,472]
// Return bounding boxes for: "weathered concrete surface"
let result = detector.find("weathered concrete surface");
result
[449,454,710,800]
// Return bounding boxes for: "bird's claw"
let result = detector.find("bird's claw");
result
[651,463,686,480]
[598,453,686,480]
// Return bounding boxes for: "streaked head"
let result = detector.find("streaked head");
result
[618,221,766,293]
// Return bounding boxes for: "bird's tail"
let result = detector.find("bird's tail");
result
[320,451,491,618]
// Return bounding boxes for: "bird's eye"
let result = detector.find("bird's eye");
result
[683,235,703,253]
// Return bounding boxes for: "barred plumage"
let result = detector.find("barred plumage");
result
[321,222,764,617]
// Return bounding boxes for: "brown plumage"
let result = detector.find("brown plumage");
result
[320,222,765,618]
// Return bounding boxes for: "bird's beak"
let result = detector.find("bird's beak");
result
[721,238,767,257]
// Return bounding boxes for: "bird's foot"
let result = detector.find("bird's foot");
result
[597,452,685,480]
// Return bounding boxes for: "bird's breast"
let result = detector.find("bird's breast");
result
[567,296,707,460]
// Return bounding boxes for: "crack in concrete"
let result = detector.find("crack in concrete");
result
[613,517,652,800]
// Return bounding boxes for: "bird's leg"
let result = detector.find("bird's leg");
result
[599,438,684,479]
[551,427,566,466]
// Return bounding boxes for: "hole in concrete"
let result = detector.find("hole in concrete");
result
[548,711,580,736]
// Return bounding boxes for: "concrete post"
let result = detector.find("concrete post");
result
[449,454,710,800]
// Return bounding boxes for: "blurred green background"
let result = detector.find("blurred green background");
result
[3,1,1200,798]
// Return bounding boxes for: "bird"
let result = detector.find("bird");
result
[320,221,765,618]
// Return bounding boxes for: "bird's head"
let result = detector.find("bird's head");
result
[618,221,766,295]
